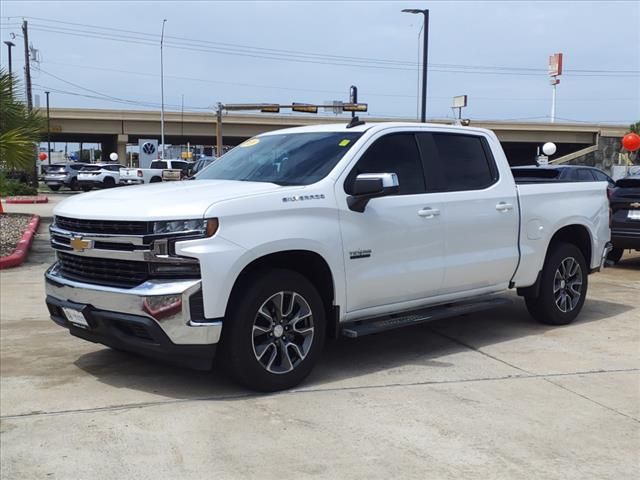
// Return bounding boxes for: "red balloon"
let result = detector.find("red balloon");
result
[38,152,48,161]
[622,133,640,152]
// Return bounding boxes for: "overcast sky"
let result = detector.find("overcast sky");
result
[1,0,639,125]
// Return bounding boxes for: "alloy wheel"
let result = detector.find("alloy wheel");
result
[251,291,315,374]
[553,256,583,313]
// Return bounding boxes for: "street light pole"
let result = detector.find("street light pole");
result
[45,91,51,166]
[4,41,15,77]
[160,19,167,160]
[402,8,429,122]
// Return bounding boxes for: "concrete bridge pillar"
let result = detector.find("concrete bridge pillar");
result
[117,134,128,164]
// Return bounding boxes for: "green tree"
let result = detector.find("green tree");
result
[0,69,44,171]
[629,121,640,134]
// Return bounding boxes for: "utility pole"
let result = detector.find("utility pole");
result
[160,19,167,160]
[45,91,51,166]
[216,103,223,157]
[22,20,33,112]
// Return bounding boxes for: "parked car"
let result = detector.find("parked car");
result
[44,163,90,191]
[45,122,611,391]
[192,156,216,174]
[511,165,615,188]
[78,164,123,191]
[607,171,640,262]
[119,159,193,185]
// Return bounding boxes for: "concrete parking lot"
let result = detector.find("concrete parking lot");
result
[1,196,638,479]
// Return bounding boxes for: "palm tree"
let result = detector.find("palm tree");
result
[0,68,43,172]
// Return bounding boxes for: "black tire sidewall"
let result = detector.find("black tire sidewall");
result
[530,242,588,325]
[607,247,623,263]
[220,269,326,392]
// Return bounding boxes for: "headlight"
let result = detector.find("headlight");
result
[152,218,218,237]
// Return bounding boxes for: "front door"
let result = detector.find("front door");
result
[338,132,446,314]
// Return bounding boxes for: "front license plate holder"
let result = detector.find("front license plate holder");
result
[627,210,640,221]
[63,307,90,329]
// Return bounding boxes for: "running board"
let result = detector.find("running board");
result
[341,297,512,338]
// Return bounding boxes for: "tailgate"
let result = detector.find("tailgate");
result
[120,168,140,179]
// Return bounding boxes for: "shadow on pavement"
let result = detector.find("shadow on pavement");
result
[73,295,633,399]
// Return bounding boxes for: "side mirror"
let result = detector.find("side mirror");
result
[347,173,399,212]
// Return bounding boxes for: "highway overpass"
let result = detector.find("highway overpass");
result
[45,108,627,166]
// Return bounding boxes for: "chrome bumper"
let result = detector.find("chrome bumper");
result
[45,264,221,345]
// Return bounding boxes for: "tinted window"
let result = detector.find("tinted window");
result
[70,164,85,171]
[576,169,595,181]
[345,133,425,195]
[424,133,497,191]
[592,170,613,185]
[198,132,362,186]
[151,161,167,169]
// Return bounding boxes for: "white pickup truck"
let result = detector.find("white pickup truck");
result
[119,159,193,185]
[45,122,611,391]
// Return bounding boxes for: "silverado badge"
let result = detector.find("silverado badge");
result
[70,237,93,252]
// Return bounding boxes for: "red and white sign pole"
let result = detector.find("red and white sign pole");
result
[548,53,563,123]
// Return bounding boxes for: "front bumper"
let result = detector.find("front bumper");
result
[611,228,640,250]
[45,264,222,369]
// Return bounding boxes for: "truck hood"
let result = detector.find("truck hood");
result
[54,180,285,220]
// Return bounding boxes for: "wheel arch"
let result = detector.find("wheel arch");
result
[226,249,340,339]
[518,223,593,298]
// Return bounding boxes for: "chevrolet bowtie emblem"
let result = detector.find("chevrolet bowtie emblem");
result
[630,202,640,209]
[70,237,92,252]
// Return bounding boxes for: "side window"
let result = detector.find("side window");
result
[426,133,498,192]
[576,169,595,181]
[592,170,613,186]
[150,161,167,169]
[345,133,426,195]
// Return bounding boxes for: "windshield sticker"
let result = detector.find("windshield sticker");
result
[338,139,351,147]
[240,138,260,148]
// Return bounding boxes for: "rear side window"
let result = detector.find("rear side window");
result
[345,133,426,195]
[151,161,167,169]
[70,164,85,171]
[422,133,497,192]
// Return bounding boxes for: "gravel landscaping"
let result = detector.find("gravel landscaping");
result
[0,214,33,257]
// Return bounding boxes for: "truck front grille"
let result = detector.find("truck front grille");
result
[57,252,149,288]
[56,252,201,289]
[55,216,151,236]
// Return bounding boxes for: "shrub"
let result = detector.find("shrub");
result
[0,172,37,196]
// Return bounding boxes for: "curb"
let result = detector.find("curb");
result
[4,195,49,204]
[0,215,41,269]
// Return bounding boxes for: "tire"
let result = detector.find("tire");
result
[606,247,624,264]
[219,269,326,392]
[81,185,93,192]
[103,177,116,188]
[69,177,79,191]
[150,176,162,183]
[48,185,60,191]
[525,242,588,325]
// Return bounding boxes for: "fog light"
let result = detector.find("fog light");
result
[143,295,182,320]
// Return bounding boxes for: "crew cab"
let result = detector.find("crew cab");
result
[44,122,611,391]
[119,159,193,185]
[77,163,122,191]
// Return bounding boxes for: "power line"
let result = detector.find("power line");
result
[15,19,637,77]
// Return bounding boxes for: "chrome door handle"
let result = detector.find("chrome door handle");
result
[496,202,514,212]
[418,207,440,218]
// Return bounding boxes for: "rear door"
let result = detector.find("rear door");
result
[417,132,519,294]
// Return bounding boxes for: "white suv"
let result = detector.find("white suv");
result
[77,164,122,191]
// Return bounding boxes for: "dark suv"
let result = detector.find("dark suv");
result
[608,172,640,263]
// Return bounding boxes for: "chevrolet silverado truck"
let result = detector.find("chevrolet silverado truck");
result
[45,122,611,391]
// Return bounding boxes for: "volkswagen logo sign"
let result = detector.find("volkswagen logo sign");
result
[142,142,156,155]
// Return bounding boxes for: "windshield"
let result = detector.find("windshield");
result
[196,132,363,185]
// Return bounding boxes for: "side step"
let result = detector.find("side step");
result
[341,297,512,338]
